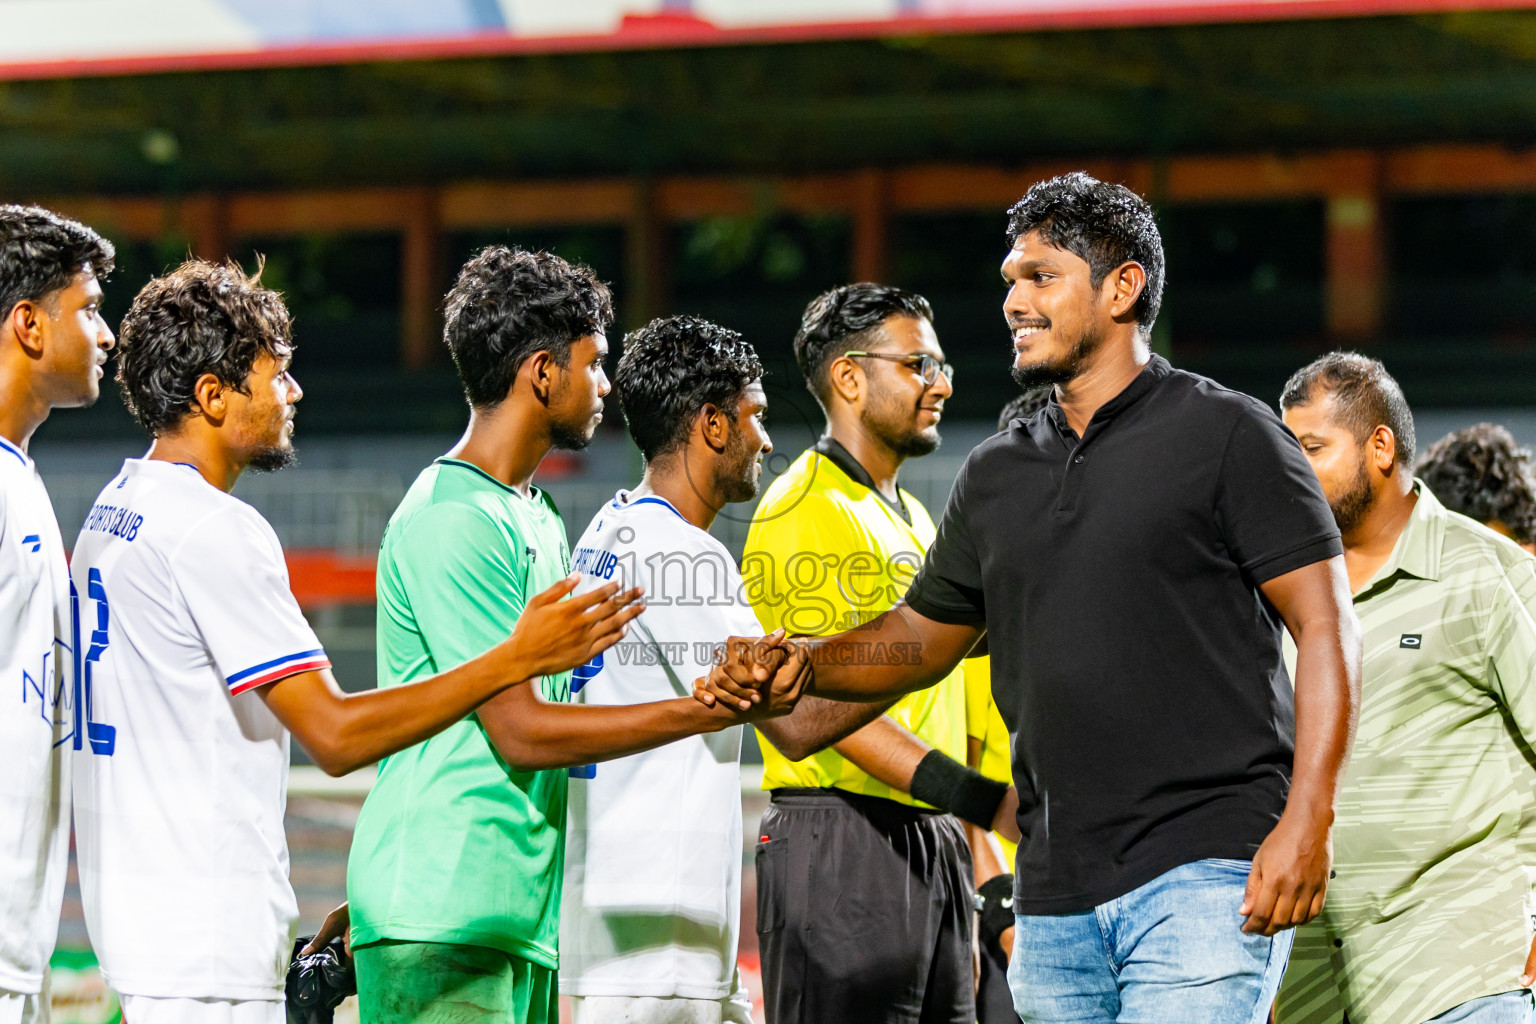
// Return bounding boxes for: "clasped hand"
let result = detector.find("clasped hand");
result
[693,628,812,719]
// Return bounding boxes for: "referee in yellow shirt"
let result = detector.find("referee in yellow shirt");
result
[744,283,1019,1024]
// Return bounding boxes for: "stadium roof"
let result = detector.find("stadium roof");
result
[2,0,1532,80]
[4,4,1536,196]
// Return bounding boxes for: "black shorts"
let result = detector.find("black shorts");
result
[755,787,976,1024]
[977,920,1023,1024]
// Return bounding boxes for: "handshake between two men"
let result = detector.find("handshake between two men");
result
[692,628,814,715]
[690,598,990,719]
[691,614,1024,848]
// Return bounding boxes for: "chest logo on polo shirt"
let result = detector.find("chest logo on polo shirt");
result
[1400,634,1423,649]
[21,533,40,553]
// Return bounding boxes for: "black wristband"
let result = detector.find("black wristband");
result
[908,749,1009,829]
[975,873,1016,951]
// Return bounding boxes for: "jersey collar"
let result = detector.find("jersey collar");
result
[0,435,30,468]
[435,456,538,500]
[610,489,687,522]
[812,436,912,526]
[1045,354,1171,440]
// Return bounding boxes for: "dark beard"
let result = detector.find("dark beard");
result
[1011,321,1104,391]
[890,420,941,458]
[550,420,594,452]
[862,400,941,460]
[248,446,297,473]
[718,426,762,504]
[1329,457,1376,534]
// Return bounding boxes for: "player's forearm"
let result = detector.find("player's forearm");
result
[283,650,532,776]
[831,715,932,791]
[481,691,729,772]
[799,605,979,702]
[755,694,899,761]
[966,821,1009,886]
[1284,610,1361,826]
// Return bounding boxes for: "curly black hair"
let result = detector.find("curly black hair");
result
[1005,172,1165,332]
[615,315,764,463]
[997,385,1054,432]
[792,283,933,410]
[1279,351,1416,466]
[116,259,291,436]
[1417,424,1536,545]
[0,205,115,318]
[443,246,614,408]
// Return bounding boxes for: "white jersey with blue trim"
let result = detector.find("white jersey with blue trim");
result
[70,459,330,1002]
[560,491,757,1009]
[0,436,72,996]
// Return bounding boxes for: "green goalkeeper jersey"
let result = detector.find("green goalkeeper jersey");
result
[347,458,573,968]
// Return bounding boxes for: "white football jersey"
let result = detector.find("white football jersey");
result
[0,437,72,996]
[560,492,758,1005]
[71,459,329,1001]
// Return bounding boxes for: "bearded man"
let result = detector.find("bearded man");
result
[1278,353,1536,1024]
[741,282,1018,1024]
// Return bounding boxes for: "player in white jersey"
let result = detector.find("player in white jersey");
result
[0,206,116,1024]
[561,315,766,1024]
[71,259,644,1024]
[562,316,825,1024]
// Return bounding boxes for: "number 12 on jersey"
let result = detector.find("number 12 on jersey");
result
[72,568,116,756]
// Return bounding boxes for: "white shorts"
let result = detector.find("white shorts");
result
[118,996,284,1024]
[0,987,48,1024]
[569,995,754,1024]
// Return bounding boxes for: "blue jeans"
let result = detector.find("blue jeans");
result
[1007,858,1293,1023]
[1426,991,1536,1023]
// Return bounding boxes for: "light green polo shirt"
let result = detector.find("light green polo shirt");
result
[1277,482,1536,1024]
[347,458,573,969]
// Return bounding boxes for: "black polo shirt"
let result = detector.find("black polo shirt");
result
[905,355,1342,914]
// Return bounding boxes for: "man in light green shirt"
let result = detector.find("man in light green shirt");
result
[344,247,801,1024]
[1277,352,1536,1024]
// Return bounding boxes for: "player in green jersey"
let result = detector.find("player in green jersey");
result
[341,247,807,1024]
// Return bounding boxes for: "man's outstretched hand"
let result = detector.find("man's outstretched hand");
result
[693,629,811,718]
[502,574,645,680]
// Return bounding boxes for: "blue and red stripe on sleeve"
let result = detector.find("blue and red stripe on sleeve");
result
[226,648,331,695]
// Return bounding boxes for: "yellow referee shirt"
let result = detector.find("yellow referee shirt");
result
[964,655,1017,862]
[743,438,967,806]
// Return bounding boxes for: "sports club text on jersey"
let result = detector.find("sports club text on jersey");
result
[80,500,144,542]
[569,542,743,608]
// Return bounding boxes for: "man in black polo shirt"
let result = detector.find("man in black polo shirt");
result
[698,172,1362,1023]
